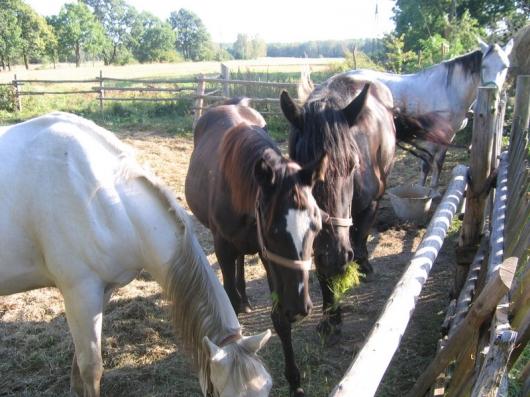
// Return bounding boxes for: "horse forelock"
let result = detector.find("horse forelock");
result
[291,91,359,210]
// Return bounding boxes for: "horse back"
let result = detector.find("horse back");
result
[0,113,145,293]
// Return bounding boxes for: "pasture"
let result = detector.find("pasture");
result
[0,118,467,396]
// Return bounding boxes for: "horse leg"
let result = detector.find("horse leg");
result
[316,273,342,345]
[430,148,447,196]
[236,255,252,313]
[61,280,105,397]
[69,286,114,396]
[214,235,244,314]
[419,157,431,186]
[351,200,379,280]
[271,307,304,396]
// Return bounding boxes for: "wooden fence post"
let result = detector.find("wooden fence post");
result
[221,63,230,98]
[13,74,21,112]
[99,70,104,112]
[456,86,499,293]
[193,74,206,128]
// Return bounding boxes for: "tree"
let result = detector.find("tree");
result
[16,2,55,69]
[232,34,267,59]
[393,0,528,51]
[381,33,418,73]
[51,2,107,67]
[81,0,136,65]
[0,0,22,70]
[131,12,177,63]
[169,9,211,61]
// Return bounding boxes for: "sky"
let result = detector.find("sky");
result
[25,0,396,43]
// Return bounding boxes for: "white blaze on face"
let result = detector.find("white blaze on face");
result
[285,208,310,256]
[285,188,317,256]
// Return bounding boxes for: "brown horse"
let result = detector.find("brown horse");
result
[185,98,327,396]
[281,74,450,349]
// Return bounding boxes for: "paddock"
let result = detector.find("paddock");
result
[0,125,465,396]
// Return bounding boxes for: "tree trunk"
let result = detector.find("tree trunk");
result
[75,42,81,68]
[23,53,29,70]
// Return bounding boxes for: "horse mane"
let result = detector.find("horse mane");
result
[443,49,482,87]
[219,123,282,214]
[114,154,243,395]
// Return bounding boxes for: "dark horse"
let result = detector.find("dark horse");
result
[185,98,327,396]
[281,75,449,361]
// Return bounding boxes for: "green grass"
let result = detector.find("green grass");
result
[330,262,362,304]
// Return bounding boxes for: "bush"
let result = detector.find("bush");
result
[0,86,15,112]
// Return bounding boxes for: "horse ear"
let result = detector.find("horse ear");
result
[298,153,328,186]
[280,91,303,130]
[503,38,514,56]
[203,336,227,363]
[342,83,370,128]
[254,150,276,188]
[477,36,489,53]
[239,329,272,354]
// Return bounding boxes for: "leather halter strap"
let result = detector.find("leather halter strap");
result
[255,201,312,272]
[320,206,353,228]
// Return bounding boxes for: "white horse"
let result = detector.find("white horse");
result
[346,38,513,191]
[0,112,272,397]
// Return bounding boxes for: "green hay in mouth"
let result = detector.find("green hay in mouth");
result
[330,261,362,303]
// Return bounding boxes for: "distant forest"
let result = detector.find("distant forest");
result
[266,39,381,58]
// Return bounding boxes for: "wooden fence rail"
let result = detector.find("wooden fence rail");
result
[330,165,468,397]
[0,64,303,118]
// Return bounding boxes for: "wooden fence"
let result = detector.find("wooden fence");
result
[330,76,530,396]
[0,63,301,123]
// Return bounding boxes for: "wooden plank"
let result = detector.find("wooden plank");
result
[19,90,97,95]
[407,257,518,397]
[470,329,518,397]
[329,165,468,397]
[459,87,499,250]
[199,77,298,88]
[16,79,99,83]
[101,77,196,84]
[193,74,206,128]
[100,97,183,102]
[221,63,230,97]
[92,86,191,92]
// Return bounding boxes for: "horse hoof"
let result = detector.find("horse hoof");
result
[238,302,253,314]
[291,387,305,396]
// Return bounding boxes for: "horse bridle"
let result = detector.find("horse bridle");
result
[255,200,313,271]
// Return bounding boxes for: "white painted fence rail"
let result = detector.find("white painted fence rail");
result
[329,165,468,397]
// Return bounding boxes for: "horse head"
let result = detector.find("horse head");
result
[202,330,272,396]
[254,147,327,322]
[478,36,513,89]
[280,83,370,278]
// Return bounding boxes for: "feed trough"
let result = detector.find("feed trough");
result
[387,184,433,222]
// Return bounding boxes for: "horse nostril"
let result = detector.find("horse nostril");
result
[346,249,354,263]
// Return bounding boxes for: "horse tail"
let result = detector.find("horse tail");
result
[224,97,251,106]
[393,111,453,146]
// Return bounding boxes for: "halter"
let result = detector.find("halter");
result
[255,200,313,271]
[320,203,353,228]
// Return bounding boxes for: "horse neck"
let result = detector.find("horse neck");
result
[119,173,241,345]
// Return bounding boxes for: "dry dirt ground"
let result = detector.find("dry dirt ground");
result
[0,129,465,396]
